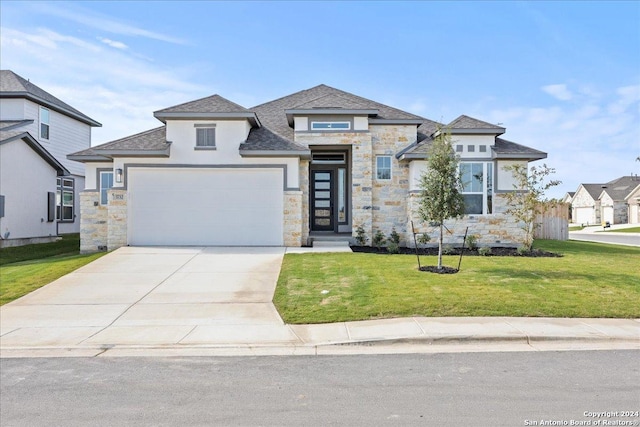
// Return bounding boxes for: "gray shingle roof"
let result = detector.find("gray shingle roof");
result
[448,115,504,130]
[155,94,250,114]
[0,70,101,127]
[248,84,425,146]
[601,176,640,201]
[0,120,32,131]
[493,138,547,159]
[69,127,168,159]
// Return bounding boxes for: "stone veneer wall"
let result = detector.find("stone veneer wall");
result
[299,160,310,244]
[107,189,128,249]
[283,190,303,246]
[79,191,107,253]
[295,132,374,241]
[406,193,526,247]
[370,125,414,246]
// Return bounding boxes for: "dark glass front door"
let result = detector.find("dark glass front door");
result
[311,170,334,231]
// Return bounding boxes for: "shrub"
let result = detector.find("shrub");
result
[517,246,529,256]
[355,225,368,246]
[466,234,479,250]
[478,247,492,256]
[442,244,456,255]
[387,228,401,254]
[372,230,386,249]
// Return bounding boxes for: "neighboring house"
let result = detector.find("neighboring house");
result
[571,176,640,225]
[625,183,640,224]
[561,192,575,222]
[68,85,547,252]
[0,70,101,245]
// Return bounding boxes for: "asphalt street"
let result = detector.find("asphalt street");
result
[569,232,640,246]
[1,351,638,426]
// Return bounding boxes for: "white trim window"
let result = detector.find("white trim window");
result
[195,126,216,148]
[100,171,114,205]
[376,156,392,180]
[310,121,350,131]
[40,107,50,140]
[460,162,493,215]
[56,177,75,221]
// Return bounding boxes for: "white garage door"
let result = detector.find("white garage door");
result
[128,168,283,246]
[630,205,639,224]
[574,207,594,225]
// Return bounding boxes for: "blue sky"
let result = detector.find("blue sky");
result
[2,1,638,198]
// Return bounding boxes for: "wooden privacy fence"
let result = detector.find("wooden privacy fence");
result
[534,202,569,240]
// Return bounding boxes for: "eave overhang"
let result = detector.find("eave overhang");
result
[153,111,261,127]
[0,92,102,127]
[433,127,506,137]
[491,152,547,161]
[239,149,311,159]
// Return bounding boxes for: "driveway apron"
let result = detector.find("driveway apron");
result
[0,247,301,349]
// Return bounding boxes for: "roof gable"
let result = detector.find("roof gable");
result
[153,94,259,126]
[0,70,101,127]
[0,129,69,175]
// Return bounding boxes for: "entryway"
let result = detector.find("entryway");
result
[310,150,350,233]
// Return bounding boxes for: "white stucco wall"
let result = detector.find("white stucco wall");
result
[451,134,495,160]
[0,140,58,239]
[496,160,527,191]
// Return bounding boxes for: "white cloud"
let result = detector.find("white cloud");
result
[0,26,207,144]
[480,84,640,199]
[542,84,573,101]
[33,2,186,45]
[97,37,128,50]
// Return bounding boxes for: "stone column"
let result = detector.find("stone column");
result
[283,190,303,246]
[79,191,107,253]
[107,188,128,250]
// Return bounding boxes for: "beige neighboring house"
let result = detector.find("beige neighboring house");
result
[570,176,640,225]
[625,184,640,224]
[68,85,547,252]
[0,70,101,246]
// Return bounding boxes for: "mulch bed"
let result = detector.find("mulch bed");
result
[419,266,459,274]
[350,246,562,258]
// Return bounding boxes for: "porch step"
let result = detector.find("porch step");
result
[312,240,351,247]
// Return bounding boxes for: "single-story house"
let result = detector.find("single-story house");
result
[0,70,101,246]
[571,176,640,225]
[69,85,547,252]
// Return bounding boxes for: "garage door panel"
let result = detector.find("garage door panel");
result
[128,168,283,246]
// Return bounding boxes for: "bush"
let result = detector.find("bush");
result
[372,230,385,249]
[387,228,401,254]
[478,247,492,256]
[355,225,368,246]
[442,244,456,255]
[466,234,479,250]
[517,246,529,256]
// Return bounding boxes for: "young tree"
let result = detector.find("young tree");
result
[418,129,465,269]
[501,163,561,250]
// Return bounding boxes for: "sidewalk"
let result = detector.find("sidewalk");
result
[1,316,638,358]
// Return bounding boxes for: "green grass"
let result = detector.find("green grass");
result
[0,234,81,265]
[274,240,640,323]
[568,225,585,231]
[601,226,640,233]
[0,234,106,305]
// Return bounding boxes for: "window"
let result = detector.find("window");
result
[40,107,50,140]
[460,162,493,215]
[310,121,351,131]
[195,126,216,148]
[376,156,392,180]
[56,178,75,221]
[479,145,487,153]
[467,145,475,152]
[100,171,114,205]
[456,145,463,152]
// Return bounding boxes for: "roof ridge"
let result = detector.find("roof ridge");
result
[155,94,249,113]
[450,114,504,129]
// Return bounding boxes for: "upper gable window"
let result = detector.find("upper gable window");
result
[195,124,216,149]
[310,121,351,131]
[40,107,50,140]
[376,156,392,180]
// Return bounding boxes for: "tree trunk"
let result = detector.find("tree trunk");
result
[438,223,443,269]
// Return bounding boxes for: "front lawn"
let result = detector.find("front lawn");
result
[274,240,640,323]
[0,234,106,305]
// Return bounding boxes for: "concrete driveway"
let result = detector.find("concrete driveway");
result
[0,246,302,351]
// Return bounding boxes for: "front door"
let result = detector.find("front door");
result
[311,170,334,231]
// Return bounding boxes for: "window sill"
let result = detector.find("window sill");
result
[194,146,217,151]
[57,219,75,223]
